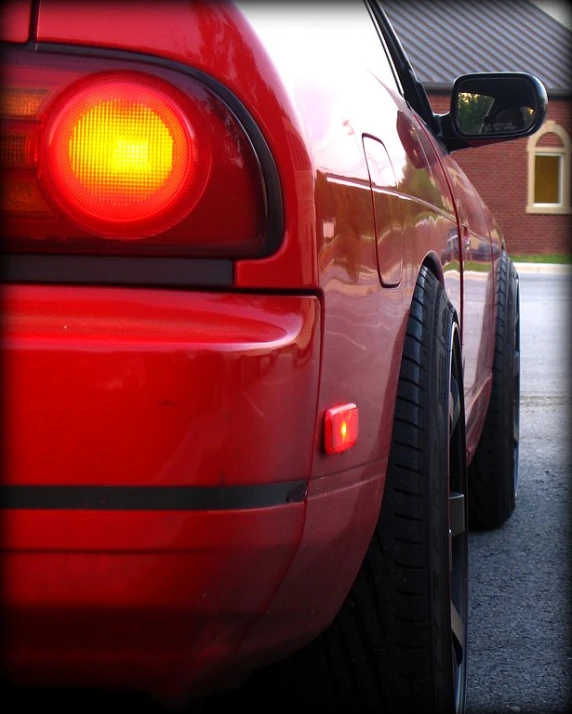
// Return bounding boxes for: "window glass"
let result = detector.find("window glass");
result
[534,154,561,204]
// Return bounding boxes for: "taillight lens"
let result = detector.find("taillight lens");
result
[1,48,267,256]
[44,74,203,237]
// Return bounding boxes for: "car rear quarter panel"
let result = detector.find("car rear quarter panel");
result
[1,0,32,42]
[236,6,482,474]
[33,0,493,469]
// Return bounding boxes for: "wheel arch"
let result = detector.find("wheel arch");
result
[417,254,462,334]
[421,250,446,288]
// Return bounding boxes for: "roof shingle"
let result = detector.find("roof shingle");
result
[382,0,572,94]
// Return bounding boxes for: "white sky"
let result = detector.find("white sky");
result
[530,0,572,29]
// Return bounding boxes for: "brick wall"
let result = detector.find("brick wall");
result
[429,93,572,256]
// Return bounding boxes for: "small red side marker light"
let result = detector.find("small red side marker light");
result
[324,403,359,455]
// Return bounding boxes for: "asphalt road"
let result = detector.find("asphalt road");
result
[465,267,571,714]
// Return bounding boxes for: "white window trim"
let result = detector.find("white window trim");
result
[526,120,572,215]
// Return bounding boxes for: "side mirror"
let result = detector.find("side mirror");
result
[442,72,547,150]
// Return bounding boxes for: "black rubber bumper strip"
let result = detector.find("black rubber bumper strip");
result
[2,254,233,288]
[0,482,307,510]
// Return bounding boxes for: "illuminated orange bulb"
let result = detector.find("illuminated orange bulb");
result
[324,404,359,455]
[46,75,195,236]
[69,101,174,204]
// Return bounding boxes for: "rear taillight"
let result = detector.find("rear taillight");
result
[45,74,202,237]
[1,47,267,257]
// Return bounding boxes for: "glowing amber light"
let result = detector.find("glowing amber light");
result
[45,76,195,237]
[324,404,359,455]
[68,100,175,204]
[0,89,47,118]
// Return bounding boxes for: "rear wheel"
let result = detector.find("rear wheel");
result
[353,266,468,713]
[236,267,468,714]
[468,251,520,530]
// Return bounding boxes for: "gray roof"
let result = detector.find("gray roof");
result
[382,0,572,95]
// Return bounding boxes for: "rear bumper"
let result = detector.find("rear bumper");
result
[2,285,321,490]
[2,460,386,700]
[2,504,304,698]
[1,285,325,697]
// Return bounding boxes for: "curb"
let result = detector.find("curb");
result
[513,263,572,275]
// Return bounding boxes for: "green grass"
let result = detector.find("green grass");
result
[509,253,572,264]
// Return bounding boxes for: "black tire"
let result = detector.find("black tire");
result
[233,267,468,714]
[468,251,520,530]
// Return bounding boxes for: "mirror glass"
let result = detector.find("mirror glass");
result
[454,76,538,136]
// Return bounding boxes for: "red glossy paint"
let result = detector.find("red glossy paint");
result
[0,0,32,43]
[230,460,386,679]
[3,286,321,488]
[2,505,305,699]
[1,0,520,703]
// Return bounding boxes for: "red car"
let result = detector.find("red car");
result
[1,2,546,712]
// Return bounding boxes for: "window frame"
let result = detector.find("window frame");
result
[362,0,404,97]
[364,0,441,136]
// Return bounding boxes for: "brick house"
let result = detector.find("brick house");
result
[384,0,572,256]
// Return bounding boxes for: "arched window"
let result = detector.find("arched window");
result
[526,120,571,214]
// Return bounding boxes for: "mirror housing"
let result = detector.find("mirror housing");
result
[440,72,548,151]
